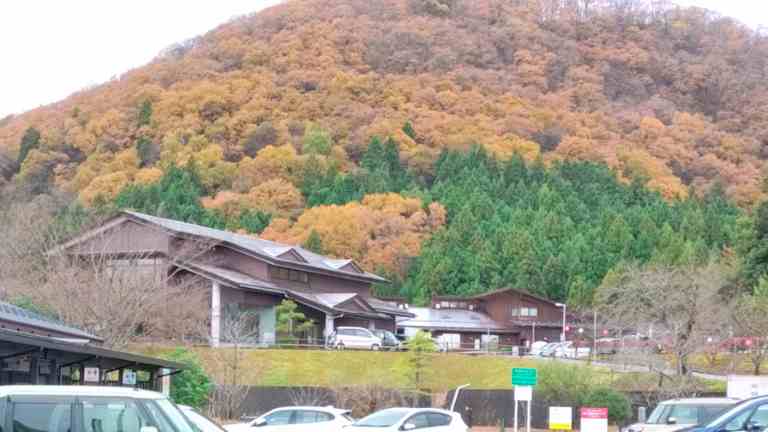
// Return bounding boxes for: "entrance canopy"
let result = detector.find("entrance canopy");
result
[0,328,182,391]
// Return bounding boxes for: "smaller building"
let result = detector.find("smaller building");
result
[396,288,564,350]
[0,301,181,391]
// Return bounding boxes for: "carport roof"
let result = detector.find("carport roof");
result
[0,328,183,371]
[0,301,102,342]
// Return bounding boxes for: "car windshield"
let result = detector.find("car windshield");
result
[149,399,197,432]
[705,400,754,428]
[182,407,227,432]
[354,409,411,427]
[646,404,669,424]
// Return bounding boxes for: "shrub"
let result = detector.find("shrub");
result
[163,348,212,409]
[581,387,631,424]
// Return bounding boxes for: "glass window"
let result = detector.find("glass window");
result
[12,402,71,432]
[143,399,196,432]
[408,414,430,429]
[700,405,733,424]
[181,408,227,432]
[427,413,452,427]
[295,410,333,424]
[354,409,410,427]
[668,405,701,425]
[750,405,768,428]
[82,399,150,432]
[723,409,753,431]
[264,410,293,425]
[647,404,670,424]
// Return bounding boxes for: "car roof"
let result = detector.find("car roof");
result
[659,398,739,405]
[270,406,351,413]
[0,385,165,399]
[374,407,458,415]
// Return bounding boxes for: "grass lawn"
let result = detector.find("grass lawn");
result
[134,345,726,392]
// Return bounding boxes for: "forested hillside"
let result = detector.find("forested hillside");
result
[1,0,767,304]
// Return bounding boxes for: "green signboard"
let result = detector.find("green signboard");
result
[512,367,537,386]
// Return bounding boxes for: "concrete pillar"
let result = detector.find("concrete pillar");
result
[324,314,335,345]
[161,368,171,397]
[211,281,221,347]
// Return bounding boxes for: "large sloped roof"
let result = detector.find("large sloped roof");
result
[396,307,513,333]
[124,211,386,283]
[0,301,101,341]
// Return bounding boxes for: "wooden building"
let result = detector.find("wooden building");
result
[54,211,411,346]
[397,288,564,350]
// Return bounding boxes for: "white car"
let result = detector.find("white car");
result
[553,341,591,359]
[345,408,468,432]
[224,406,353,432]
[0,385,197,432]
[329,326,383,350]
[623,398,737,432]
[528,341,549,356]
[179,405,227,432]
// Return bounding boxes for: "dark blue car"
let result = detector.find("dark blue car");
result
[686,395,768,432]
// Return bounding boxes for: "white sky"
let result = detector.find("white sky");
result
[0,0,765,118]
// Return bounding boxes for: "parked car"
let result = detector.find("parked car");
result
[0,385,197,432]
[539,342,563,357]
[554,341,591,359]
[180,405,228,432]
[329,327,384,350]
[225,406,353,432]
[623,398,738,432]
[374,329,403,350]
[345,408,469,432]
[681,395,768,432]
[528,341,549,356]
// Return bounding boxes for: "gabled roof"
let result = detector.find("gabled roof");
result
[175,262,407,319]
[0,301,102,341]
[397,307,514,333]
[434,287,560,306]
[122,211,387,282]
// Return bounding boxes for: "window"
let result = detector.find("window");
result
[12,402,71,432]
[667,404,699,425]
[749,405,768,429]
[270,267,308,283]
[407,413,430,429]
[82,399,150,432]
[427,413,452,427]
[264,410,294,425]
[142,399,196,432]
[295,411,333,424]
[509,306,538,318]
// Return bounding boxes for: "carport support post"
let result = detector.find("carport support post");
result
[29,350,40,384]
[324,314,335,346]
[211,281,221,347]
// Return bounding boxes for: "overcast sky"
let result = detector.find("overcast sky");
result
[0,0,765,118]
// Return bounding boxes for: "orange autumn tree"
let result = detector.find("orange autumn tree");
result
[261,193,446,279]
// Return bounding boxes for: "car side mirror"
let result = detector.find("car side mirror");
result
[746,422,765,432]
[666,418,677,425]
[253,419,267,427]
[141,427,159,432]
[402,423,417,431]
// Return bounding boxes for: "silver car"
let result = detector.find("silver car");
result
[328,326,383,350]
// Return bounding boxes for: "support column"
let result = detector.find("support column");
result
[211,281,221,347]
[324,314,335,346]
[161,368,171,397]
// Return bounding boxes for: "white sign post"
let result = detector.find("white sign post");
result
[514,386,533,432]
[122,370,137,386]
[84,367,100,383]
[549,406,573,431]
[580,408,608,432]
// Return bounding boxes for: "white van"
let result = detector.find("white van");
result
[328,326,383,350]
[0,385,197,432]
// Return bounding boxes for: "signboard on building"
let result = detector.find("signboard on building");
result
[122,370,137,385]
[84,367,100,383]
[549,406,573,431]
[512,368,538,386]
[580,408,608,432]
[514,385,532,401]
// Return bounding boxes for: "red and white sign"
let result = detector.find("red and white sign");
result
[580,408,608,432]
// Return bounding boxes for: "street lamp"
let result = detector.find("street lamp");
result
[555,302,567,342]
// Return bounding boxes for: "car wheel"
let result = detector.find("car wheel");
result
[372,344,381,351]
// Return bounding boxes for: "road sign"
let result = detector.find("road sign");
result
[514,385,532,401]
[511,368,537,386]
[549,406,573,431]
[84,367,100,383]
[580,408,608,432]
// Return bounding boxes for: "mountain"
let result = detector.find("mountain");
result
[0,0,761,301]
